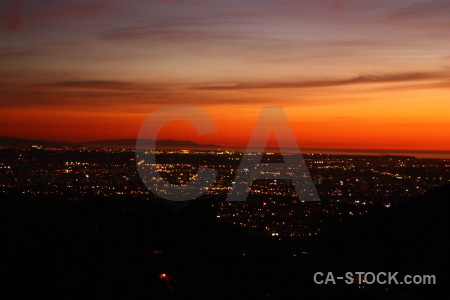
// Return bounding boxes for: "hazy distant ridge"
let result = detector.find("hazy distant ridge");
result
[0,136,219,149]
[0,136,71,147]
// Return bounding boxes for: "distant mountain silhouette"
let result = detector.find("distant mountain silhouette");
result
[80,138,220,149]
[0,136,71,147]
[0,136,220,149]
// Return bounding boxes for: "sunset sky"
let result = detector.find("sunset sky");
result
[1,0,449,150]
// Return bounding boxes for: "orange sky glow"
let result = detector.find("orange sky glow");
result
[1,0,449,150]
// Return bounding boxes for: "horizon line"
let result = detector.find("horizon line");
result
[1,135,450,154]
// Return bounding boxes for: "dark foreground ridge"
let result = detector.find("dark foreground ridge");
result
[1,184,449,299]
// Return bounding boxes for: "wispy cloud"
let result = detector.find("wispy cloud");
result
[40,80,166,92]
[388,0,450,20]
[0,78,287,111]
[33,2,113,21]
[193,72,449,90]
[0,47,35,58]
[2,71,447,112]
[2,0,114,32]
[2,0,21,32]
[384,0,450,33]
[97,18,262,44]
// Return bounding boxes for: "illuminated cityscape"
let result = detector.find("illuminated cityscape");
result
[2,146,449,239]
